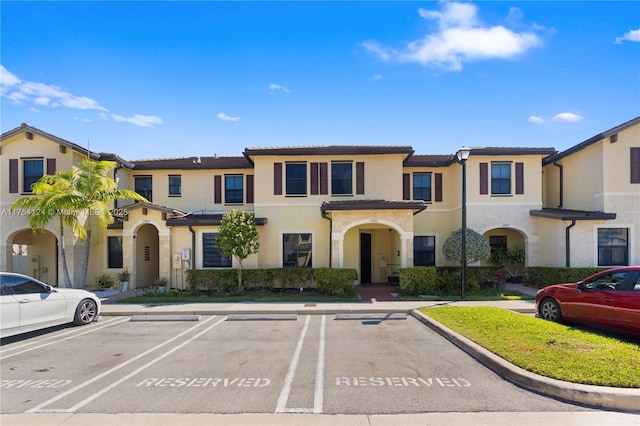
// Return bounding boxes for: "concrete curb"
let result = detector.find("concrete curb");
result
[411,309,640,412]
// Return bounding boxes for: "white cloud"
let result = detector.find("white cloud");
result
[269,83,290,93]
[1,64,164,128]
[372,74,383,81]
[364,2,543,71]
[615,28,640,44]
[528,115,544,124]
[217,112,240,122]
[112,114,163,128]
[552,112,583,123]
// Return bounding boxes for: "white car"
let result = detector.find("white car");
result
[1,272,101,338]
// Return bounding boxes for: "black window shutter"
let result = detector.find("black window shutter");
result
[274,163,282,195]
[9,159,18,193]
[356,162,365,194]
[515,162,524,194]
[47,158,56,175]
[246,175,254,203]
[402,173,410,200]
[319,162,328,195]
[214,175,222,204]
[310,162,319,195]
[631,147,640,184]
[480,163,488,195]
[435,173,442,202]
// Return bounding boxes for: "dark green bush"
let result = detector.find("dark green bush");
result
[314,268,356,297]
[185,269,239,293]
[397,267,438,296]
[524,267,607,288]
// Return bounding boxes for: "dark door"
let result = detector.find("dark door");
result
[360,233,372,284]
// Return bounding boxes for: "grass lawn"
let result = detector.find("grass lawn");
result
[116,289,360,304]
[419,306,640,388]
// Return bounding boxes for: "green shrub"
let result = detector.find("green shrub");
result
[93,273,115,290]
[314,268,356,297]
[185,269,239,293]
[397,267,438,296]
[525,267,607,288]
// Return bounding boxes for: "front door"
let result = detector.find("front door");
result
[360,233,372,284]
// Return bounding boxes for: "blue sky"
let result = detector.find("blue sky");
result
[1,1,638,160]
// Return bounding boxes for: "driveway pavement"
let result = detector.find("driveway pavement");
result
[6,284,635,425]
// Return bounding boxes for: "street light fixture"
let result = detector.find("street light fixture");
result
[456,147,471,300]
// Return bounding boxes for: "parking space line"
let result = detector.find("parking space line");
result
[313,314,326,414]
[275,314,310,413]
[62,316,228,413]
[26,315,223,414]
[0,317,123,355]
[0,318,130,361]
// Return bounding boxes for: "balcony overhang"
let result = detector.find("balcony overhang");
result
[321,200,426,217]
[529,208,616,221]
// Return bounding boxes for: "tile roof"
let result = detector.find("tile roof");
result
[132,156,252,170]
[529,208,616,221]
[244,145,415,157]
[321,199,426,214]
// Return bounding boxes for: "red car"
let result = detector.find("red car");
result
[535,267,640,338]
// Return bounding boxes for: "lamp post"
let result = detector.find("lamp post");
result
[456,147,471,300]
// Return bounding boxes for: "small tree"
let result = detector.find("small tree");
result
[215,210,260,291]
[442,228,491,265]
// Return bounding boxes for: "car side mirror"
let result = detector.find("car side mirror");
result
[576,281,585,291]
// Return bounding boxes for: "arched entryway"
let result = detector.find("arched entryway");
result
[344,224,403,284]
[8,229,57,285]
[483,226,528,280]
[134,224,159,288]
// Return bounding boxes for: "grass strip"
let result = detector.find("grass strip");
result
[419,306,640,388]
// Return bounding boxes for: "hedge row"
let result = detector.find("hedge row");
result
[524,267,608,288]
[185,267,356,297]
[398,266,501,296]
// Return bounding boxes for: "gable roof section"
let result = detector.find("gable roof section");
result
[0,123,135,167]
[471,147,557,157]
[543,116,640,165]
[403,154,455,167]
[132,156,252,170]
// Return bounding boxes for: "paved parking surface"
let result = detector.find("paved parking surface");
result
[0,314,594,415]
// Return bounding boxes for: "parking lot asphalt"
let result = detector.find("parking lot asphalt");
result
[93,297,640,414]
[4,289,638,426]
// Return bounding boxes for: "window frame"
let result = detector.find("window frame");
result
[491,162,512,196]
[331,161,353,196]
[413,235,436,267]
[282,232,313,268]
[597,228,629,266]
[202,232,232,268]
[22,158,44,193]
[168,175,182,197]
[224,174,244,204]
[134,175,153,202]
[412,172,432,202]
[107,236,123,269]
[285,162,307,196]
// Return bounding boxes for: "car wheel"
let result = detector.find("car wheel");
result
[74,299,98,325]
[539,298,562,322]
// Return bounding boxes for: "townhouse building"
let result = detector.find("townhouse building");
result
[1,117,638,289]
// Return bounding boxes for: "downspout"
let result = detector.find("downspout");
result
[188,226,196,269]
[553,162,563,208]
[565,219,576,267]
[321,210,332,268]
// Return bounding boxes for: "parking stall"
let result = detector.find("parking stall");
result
[0,314,591,415]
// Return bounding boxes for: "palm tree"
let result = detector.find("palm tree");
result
[10,170,85,288]
[73,159,147,288]
[11,159,147,288]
